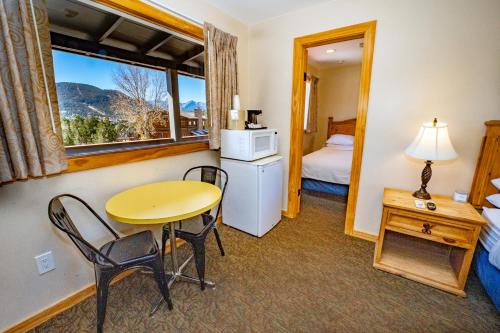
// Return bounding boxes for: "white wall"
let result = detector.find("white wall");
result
[248,0,500,234]
[0,0,249,330]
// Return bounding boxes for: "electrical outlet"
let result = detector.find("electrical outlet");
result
[34,251,55,275]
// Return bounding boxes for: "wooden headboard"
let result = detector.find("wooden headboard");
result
[327,117,357,139]
[470,120,500,208]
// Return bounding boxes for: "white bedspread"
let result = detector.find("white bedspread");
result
[479,207,500,252]
[302,145,353,185]
[480,207,500,270]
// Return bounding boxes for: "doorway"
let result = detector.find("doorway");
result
[286,21,376,241]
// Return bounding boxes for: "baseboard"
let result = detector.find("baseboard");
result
[351,230,378,242]
[3,267,136,333]
[282,210,295,218]
[5,216,225,333]
[4,234,195,333]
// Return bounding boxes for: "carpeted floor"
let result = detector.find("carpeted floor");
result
[32,193,499,332]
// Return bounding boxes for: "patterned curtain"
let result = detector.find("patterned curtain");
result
[0,0,66,185]
[305,75,319,134]
[204,22,238,150]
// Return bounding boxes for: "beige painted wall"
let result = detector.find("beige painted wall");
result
[248,0,500,235]
[303,64,361,155]
[0,0,249,330]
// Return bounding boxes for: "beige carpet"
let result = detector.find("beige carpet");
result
[32,193,499,332]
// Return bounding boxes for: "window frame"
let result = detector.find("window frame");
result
[54,0,208,173]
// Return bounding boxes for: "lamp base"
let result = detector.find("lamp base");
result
[413,187,431,200]
[412,160,433,200]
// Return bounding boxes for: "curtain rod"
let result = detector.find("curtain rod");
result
[144,0,204,27]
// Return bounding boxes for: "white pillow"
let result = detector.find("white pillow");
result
[326,134,354,146]
[483,207,500,230]
[492,178,500,191]
[486,194,500,208]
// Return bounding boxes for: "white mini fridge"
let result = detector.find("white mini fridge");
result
[221,155,283,237]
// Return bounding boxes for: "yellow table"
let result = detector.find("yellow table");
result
[106,180,221,224]
[106,180,222,313]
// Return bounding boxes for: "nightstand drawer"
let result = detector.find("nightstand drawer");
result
[385,209,474,249]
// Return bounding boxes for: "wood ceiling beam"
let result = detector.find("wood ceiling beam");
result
[144,34,175,54]
[176,45,204,64]
[93,0,204,41]
[51,32,203,77]
[97,16,124,43]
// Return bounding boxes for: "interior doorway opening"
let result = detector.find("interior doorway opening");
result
[286,21,377,241]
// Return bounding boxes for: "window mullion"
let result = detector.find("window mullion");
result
[166,69,182,141]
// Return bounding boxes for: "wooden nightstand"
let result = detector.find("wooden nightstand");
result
[374,188,485,296]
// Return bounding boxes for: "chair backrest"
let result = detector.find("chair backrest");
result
[183,166,228,220]
[48,194,119,266]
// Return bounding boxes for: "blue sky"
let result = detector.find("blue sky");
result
[52,50,205,103]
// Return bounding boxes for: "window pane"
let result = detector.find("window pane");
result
[178,74,207,137]
[53,50,171,146]
[303,81,311,130]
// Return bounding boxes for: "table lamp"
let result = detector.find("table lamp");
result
[405,118,458,199]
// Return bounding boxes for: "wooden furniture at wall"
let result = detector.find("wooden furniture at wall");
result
[327,117,356,139]
[469,120,500,208]
[374,188,485,296]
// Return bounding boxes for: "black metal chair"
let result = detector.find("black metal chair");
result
[161,166,228,290]
[48,194,173,333]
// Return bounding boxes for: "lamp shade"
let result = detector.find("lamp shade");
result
[405,119,458,161]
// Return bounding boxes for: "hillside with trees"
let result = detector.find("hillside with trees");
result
[57,67,206,146]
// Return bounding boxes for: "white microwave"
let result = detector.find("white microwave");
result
[220,129,278,161]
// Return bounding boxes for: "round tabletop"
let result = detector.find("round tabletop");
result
[105,180,222,225]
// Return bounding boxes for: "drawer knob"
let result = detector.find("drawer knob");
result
[422,223,433,235]
[443,237,456,244]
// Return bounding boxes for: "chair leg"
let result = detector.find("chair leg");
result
[149,256,173,310]
[191,239,206,290]
[212,227,225,256]
[161,226,169,263]
[95,270,113,333]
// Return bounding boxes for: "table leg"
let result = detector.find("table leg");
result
[168,223,179,275]
[150,222,215,316]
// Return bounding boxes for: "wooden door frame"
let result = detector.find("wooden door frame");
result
[286,21,377,241]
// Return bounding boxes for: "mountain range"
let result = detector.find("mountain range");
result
[56,82,206,118]
[179,100,206,112]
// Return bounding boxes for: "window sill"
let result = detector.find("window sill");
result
[65,138,209,173]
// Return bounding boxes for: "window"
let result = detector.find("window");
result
[303,79,312,130]
[47,0,207,161]
[53,50,173,146]
[178,74,207,137]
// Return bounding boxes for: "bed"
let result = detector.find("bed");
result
[475,206,500,311]
[301,117,356,196]
[471,120,500,311]
[475,243,500,311]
